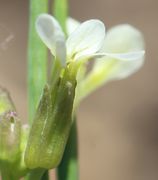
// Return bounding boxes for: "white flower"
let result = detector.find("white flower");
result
[35,14,145,102]
[66,17,80,36]
[35,14,106,66]
[65,18,145,80]
[74,23,145,101]
[93,24,145,80]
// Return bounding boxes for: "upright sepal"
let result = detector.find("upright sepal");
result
[25,64,77,169]
[0,88,15,116]
[0,111,21,163]
[0,111,24,179]
[0,88,28,178]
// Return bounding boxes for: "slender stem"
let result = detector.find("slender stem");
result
[41,170,49,180]
[28,0,48,123]
[54,0,68,34]
[26,0,49,179]
[0,167,17,180]
[26,168,46,180]
[1,170,11,180]
[57,117,79,180]
[53,1,79,178]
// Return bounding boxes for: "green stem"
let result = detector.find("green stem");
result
[1,171,11,180]
[54,0,68,35]
[26,168,46,180]
[57,117,79,180]
[41,170,49,180]
[26,0,49,179]
[0,167,17,180]
[28,0,48,123]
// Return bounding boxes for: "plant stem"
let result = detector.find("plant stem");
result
[1,170,11,180]
[57,117,79,180]
[26,168,46,180]
[26,0,49,179]
[54,0,68,35]
[0,167,17,180]
[41,170,49,180]
[28,0,48,123]
[53,0,79,179]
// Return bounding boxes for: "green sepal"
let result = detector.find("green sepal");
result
[17,124,30,177]
[0,111,21,163]
[0,89,29,178]
[0,88,15,116]
[25,64,77,169]
[24,84,51,169]
[0,111,26,179]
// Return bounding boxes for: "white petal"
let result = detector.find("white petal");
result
[79,50,144,61]
[102,24,145,53]
[94,50,145,80]
[36,14,66,66]
[66,17,80,35]
[94,24,146,80]
[110,55,145,79]
[103,51,145,61]
[66,19,106,61]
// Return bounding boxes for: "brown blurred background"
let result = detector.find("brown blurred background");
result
[0,0,158,179]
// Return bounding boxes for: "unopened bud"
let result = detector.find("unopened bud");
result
[0,111,21,163]
[0,88,28,178]
[25,64,77,169]
[0,87,15,115]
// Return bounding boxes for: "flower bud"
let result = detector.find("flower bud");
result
[0,88,28,178]
[0,87,15,115]
[0,111,21,162]
[0,88,20,164]
[16,124,30,177]
[25,64,77,169]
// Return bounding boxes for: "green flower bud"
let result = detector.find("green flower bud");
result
[0,87,15,115]
[0,88,20,164]
[0,111,22,179]
[0,88,29,178]
[25,64,77,169]
[16,124,30,177]
[0,111,21,162]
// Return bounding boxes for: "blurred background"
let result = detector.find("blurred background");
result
[0,0,158,179]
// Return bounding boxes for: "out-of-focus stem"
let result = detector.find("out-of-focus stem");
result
[28,0,48,123]
[41,170,49,180]
[57,117,79,180]
[54,0,68,35]
[26,168,46,180]
[26,0,49,179]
